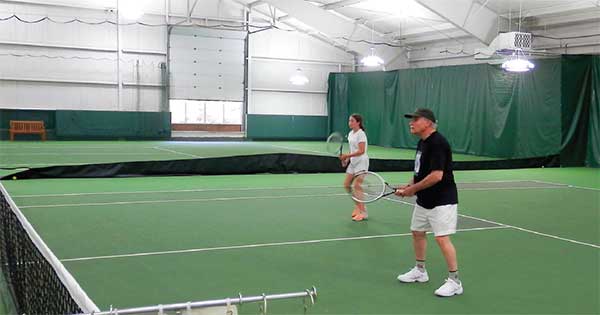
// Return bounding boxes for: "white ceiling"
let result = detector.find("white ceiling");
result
[235,0,598,55]
[3,0,599,56]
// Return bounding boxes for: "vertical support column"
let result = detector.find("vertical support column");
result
[243,8,251,135]
[186,0,191,23]
[136,59,141,111]
[116,0,123,111]
[164,0,170,113]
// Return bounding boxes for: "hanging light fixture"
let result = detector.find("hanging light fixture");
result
[289,68,309,86]
[361,21,385,68]
[361,47,385,67]
[502,0,534,73]
[502,50,535,72]
[119,0,145,21]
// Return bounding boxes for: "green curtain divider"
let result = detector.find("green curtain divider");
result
[0,109,56,140]
[560,56,592,166]
[587,56,600,167]
[328,59,562,159]
[55,110,171,139]
[0,109,171,140]
[247,114,328,139]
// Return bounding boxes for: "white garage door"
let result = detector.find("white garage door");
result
[169,27,246,101]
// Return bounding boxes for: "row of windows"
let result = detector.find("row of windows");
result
[170,100,242,125]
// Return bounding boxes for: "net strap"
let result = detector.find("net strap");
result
[0,183,100,313]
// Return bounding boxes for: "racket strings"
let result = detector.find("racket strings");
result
[326,132,344,155]
[351,173,386,202]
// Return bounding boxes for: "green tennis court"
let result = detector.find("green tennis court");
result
[2,167,597,314]
[2,1,600,313]
[0,141,492,169]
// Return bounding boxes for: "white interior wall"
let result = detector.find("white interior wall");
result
[248,28,354,116]
[250,91,328,116]
[2,0,596,112]
[0,0,167,112]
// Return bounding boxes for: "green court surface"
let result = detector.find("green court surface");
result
[1,167,598,314]
[0,140,493,169]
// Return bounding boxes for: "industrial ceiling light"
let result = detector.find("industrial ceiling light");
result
[361,21,385,68]
[501,1,534,73]
[361,47,385,67]
[501,50,535,72]
[289,68,309,86]
[119,0,144,21]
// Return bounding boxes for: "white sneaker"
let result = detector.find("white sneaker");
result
[397,267,429,283]
[434,278,463,297]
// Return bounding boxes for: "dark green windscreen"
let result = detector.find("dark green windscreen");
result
[328,56,600,167]
[0,109,170,140]
[247,114,327,139]
[328,60,562,159]
[55,110,171,139]
[587,56,600,167]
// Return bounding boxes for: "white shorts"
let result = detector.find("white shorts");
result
[410,204,458,236]
[346,158,369,175]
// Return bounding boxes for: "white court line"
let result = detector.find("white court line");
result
[383,197,600,249]
[60,225,509,262]
[457,180,526,183]
[20,185,598,250]
[3,153,159,156]
[0,162,119,168]
[0,146,155,149]
[11,181,567,198]
[1,163,52,166]
[531,180,600,192]
[457,186,569,191]
[19,193,348,208]
[457,180,548,184]
[13,185,342,198]
[459,213,600,249]
[268,144,327,155]
[151,146,202,158]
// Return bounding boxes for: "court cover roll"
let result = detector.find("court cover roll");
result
[3,154,558,180]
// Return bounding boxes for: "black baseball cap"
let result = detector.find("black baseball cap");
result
[404,108,436,123]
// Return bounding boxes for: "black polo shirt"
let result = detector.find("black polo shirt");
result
[413,131,458,209]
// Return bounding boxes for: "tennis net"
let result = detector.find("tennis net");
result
[0,182,98,314]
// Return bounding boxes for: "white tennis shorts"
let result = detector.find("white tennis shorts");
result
[410,203,458,236]
[346,158,369,175]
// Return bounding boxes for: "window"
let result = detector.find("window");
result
[170,100,242,125]
[205,102,222,124]
[223,102,243,124]
[170,100,187,123]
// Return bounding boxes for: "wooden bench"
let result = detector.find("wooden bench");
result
[9,120,47,141]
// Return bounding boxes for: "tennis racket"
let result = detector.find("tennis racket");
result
[326,132,349,167]
[349,171,397,203]
[326,132,344,156]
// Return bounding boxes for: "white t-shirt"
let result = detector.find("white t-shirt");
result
[347,129,369,163]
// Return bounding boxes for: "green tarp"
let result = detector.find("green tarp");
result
[328,56,599,166]
[0,109,56,140]
[247,114,328,139]
[588,56,600,167]
[55,110,171,139]
[328,60,562,159]
[560,56,592,166]
[0,109,171,140]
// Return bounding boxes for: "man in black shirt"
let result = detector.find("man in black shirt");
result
[395,108,463,297]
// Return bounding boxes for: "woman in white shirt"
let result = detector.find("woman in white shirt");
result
[340,114,369,221]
